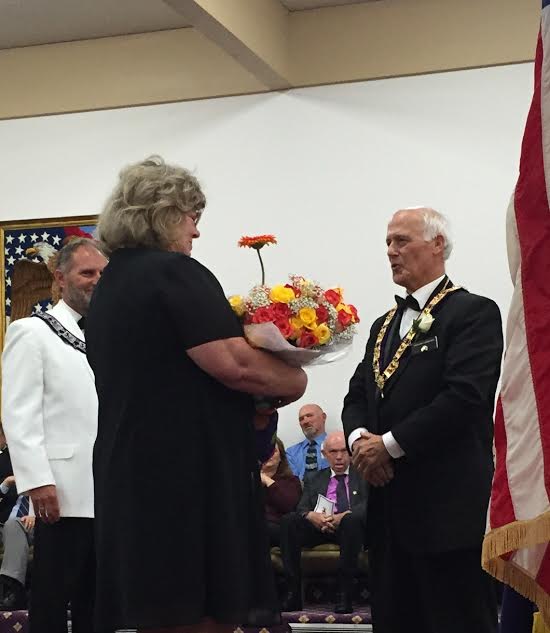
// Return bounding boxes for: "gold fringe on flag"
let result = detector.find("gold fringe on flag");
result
[483,511,550,627]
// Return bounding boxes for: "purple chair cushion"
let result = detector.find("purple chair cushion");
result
[0,610,29,633]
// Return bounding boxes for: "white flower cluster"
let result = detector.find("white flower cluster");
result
[289,275,323,300]
[326,304,338,332]
[337,324,357,341]
[289,296,318,312]
[246,285,271,309]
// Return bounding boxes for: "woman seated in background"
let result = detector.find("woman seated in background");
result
[261,437,302,546]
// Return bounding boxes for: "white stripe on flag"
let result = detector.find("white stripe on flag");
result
[502,279,548,521]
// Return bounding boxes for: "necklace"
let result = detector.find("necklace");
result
[372,282,460,393]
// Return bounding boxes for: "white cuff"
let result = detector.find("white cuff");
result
[348,428,368,451]
[382,432,405,458]
[0,482,9,495]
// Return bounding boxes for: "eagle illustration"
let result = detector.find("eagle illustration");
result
[10,242,59,322]
[8,227,96,323]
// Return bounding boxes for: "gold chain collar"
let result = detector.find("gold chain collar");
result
[372,283,461,393]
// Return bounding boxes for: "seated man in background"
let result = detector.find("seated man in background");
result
[286,404,329,481]
[0,426,17,523]
[0,495,34,609]
[279,431,368,614]
[0,425,32,609]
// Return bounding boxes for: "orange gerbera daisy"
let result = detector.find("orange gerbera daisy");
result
[238,234,277,250]
[238,234,277,285]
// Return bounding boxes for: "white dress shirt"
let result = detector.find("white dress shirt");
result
[348,275,446,459]
[330,466,350,477]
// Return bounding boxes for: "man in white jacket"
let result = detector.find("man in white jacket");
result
[2,237,107,633]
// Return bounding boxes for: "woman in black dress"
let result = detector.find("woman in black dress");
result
[86,156,307,633]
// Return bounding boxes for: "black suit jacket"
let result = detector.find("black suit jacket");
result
[342,279,503,553]
[296,466,368,519]
[0,447,17,524]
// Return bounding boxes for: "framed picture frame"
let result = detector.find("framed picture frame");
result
[0,215,98,351]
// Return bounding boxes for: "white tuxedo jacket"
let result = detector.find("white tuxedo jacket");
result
[1,300,97,517]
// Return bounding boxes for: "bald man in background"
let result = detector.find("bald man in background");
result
[286,404,329,481]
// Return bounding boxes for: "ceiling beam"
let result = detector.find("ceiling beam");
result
[164,0,291,90]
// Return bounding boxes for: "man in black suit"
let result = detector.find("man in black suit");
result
[342,207,503,633]
[279,431,367,614]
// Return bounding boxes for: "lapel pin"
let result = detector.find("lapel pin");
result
[352,490,357,495]
[421,345,428,352]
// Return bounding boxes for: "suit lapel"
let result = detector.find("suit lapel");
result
[48,301,94,381]
[319,469,331,497]
[49,300,84,342]
[381,309,401,368]
[378,276,454,398]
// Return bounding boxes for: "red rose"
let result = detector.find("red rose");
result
[298,331,319,348]
[348,304,360,323]
[271,302,292,320]
[337,310,353,327]
[316,305,329,323]
[275,318,293,339]
[324,289,341,306]
[251,306,274,324]
[285,283,300,298]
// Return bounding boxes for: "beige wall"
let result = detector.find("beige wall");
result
[0,0,539,119]
[0,29,266,119]
[290,0,539,85]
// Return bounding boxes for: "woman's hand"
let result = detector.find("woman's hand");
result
[260,472,275,487]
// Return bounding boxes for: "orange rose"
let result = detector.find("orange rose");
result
[275,318,293,339]
[298,332,319,348]
[324,289,341,307]
[337,310,353,327]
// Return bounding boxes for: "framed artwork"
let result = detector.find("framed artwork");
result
[0,215,98,351]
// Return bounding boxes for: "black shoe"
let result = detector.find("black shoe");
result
[334,590,353,614]
[0,577,26,610]
[281,590,303,612]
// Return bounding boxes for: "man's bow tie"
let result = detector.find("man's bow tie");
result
[395,294,421,312]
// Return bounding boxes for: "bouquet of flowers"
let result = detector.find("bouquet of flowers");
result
[229,235,360,367]
[229,234,361,462]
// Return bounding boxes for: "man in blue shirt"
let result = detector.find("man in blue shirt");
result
[286,404,329,481]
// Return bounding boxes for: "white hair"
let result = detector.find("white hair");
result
[403,206,453,260]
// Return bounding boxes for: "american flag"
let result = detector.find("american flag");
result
[482,1,550,622]
[3,223,95,319]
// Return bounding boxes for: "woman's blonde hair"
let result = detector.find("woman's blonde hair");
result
[97,155,206,254]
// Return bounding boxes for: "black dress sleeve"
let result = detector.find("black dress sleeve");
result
[159,253,244,350]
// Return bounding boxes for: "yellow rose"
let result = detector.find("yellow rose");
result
[228,295,246,316]
[299,307,317,325]
[290,317,303,339]
[313,323,331,344]
[269,285,295,304]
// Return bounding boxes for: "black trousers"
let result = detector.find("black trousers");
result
[267,520,281,547]
[30,518,95,633]
[279,511,365,585]
[369,535,498,633]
